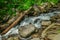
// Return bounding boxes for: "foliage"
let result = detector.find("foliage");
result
[36,0,59,5]
[0,0,59,21]
[17,0,35,10]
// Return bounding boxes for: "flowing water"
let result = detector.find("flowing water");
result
[0,11,60,40]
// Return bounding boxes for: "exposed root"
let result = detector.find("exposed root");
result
[41,23,60,40]
[41,23,55,38]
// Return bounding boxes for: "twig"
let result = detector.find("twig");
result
[41,23,60,40]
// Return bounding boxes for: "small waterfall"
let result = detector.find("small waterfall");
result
[1,11,60,40]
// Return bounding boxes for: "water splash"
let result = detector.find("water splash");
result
[20,11,60,28]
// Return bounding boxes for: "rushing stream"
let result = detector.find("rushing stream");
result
[0,11,60,40]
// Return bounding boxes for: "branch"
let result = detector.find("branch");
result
[1,7,32,35]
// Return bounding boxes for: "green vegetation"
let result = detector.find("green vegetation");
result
[0,0,59,21]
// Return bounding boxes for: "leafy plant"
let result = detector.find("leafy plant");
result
[17,0,35,11]
[0,0,59,21]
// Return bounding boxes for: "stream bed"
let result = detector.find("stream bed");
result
[1,11,60,40]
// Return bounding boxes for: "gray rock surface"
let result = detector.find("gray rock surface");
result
[19,24,36,37]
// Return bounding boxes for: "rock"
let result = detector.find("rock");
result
[31,38,40,40]
[38,3,52,13]
[47,34,56,40]
[56,19,60,23]
[33,5,40,16]
[41,21,51,26]
[7,37,14,40]
[50,14,60,22]
[13,37,19,40]
[47,26,60,40]
[52,33,60,40]
[31,33,40,38]
[7,37,19,40]
[19,24,36,38]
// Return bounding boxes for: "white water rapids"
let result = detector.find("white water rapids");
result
[0,11,60,40]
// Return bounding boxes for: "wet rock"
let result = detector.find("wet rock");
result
[31,38,40,40]
[19,24,36,38]
[13,37,19,40]
[7,37,19,40]
[7,37,13,40]
[47,34,56,40]
[41,21,51,26]
[50,14,60,22]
